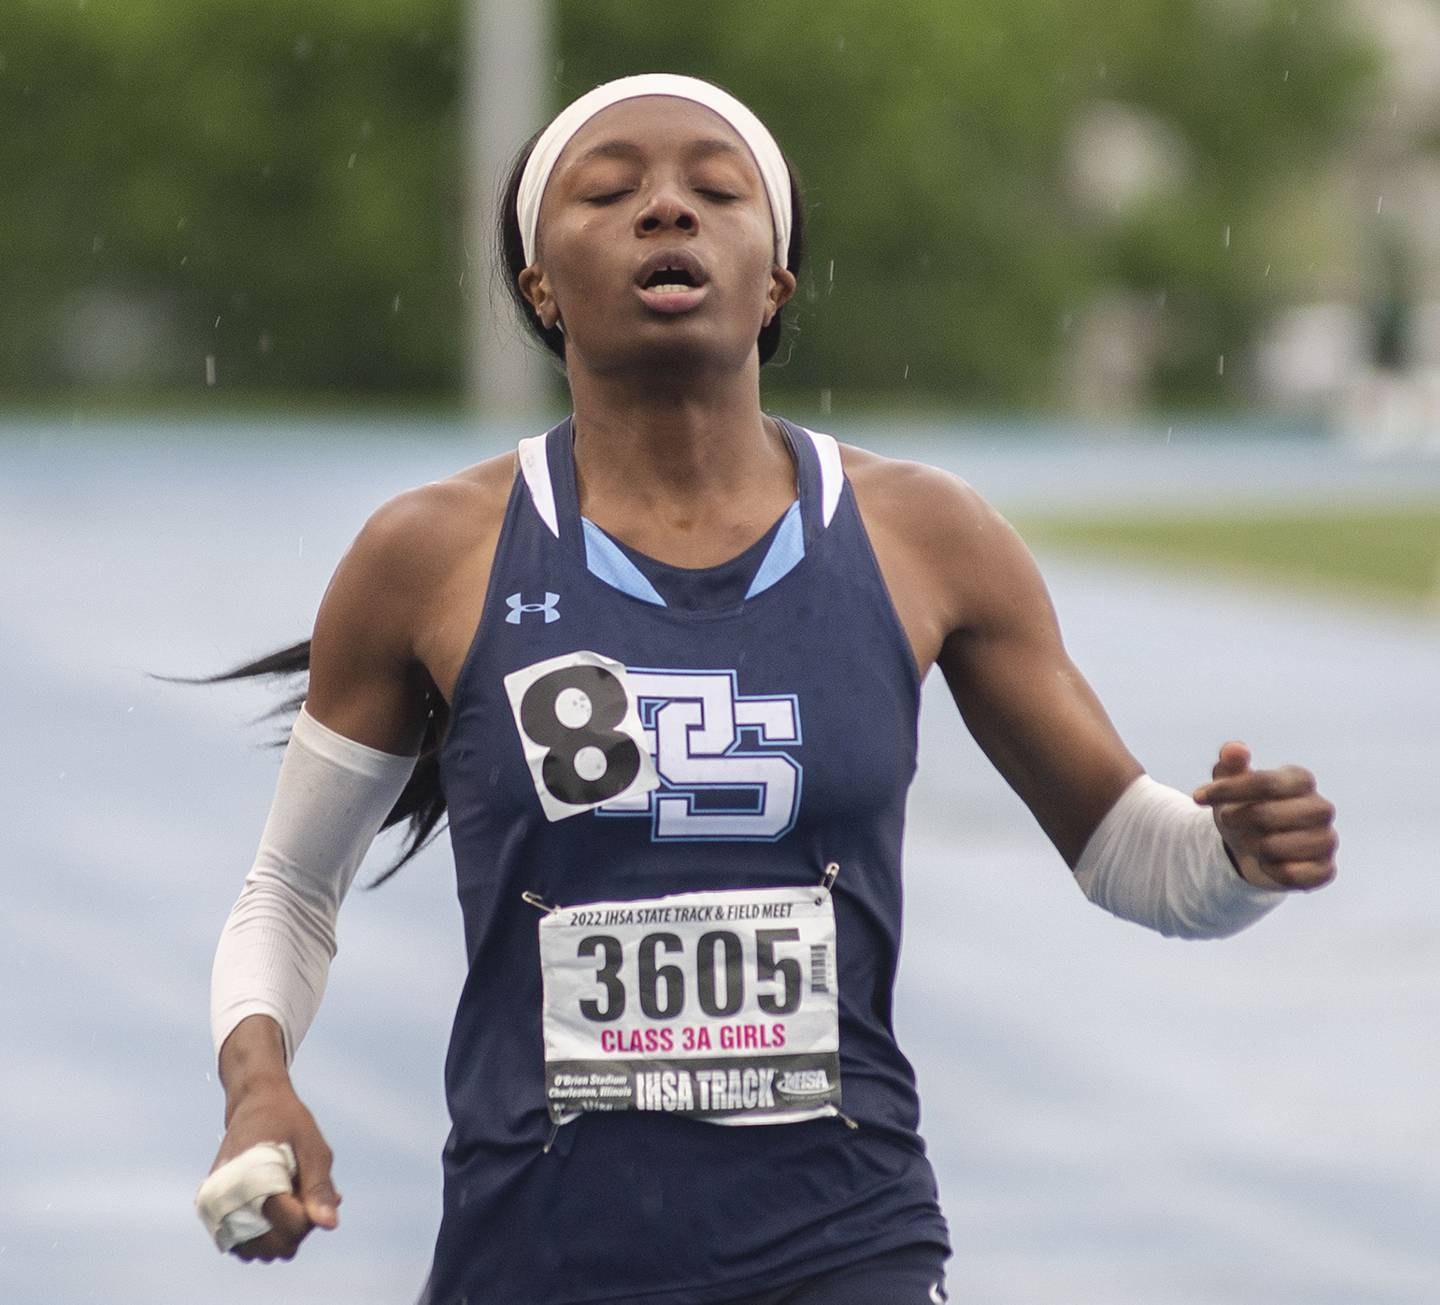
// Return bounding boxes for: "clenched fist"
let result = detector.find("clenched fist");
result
[1192,741,1338,892]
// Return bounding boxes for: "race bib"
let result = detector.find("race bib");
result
[538,884,841,1126]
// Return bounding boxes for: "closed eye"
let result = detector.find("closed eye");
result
[698,189,739,201]
[585,189,632,205]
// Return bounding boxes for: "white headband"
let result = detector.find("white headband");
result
[516,73,792,269]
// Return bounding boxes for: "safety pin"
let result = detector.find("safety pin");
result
[835,1108,860,1131]
[542,1119,561,1153]
[816,861,840,902]
[521,891,560,914]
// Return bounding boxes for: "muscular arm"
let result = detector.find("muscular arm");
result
[933,497,1143,867]
[215,464,516,1068]
[206,476,494,1260]
[849,452,1141,867]
[302,485,446,752]
[214,493,440,1084]
[216,479,477,1074]
[849,448,1335,899]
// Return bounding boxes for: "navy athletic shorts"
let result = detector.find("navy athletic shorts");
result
[720,1242,950,1305]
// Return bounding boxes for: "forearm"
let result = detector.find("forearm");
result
[211,868,337,1067]
[210,704,418,1068]
[219,1015,291,1117]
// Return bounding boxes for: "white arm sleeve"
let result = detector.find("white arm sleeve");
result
[210,704,419,1065]
[1073,773,1289,939]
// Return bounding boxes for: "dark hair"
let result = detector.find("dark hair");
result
[179,99,806,885]
[498,124,807,366]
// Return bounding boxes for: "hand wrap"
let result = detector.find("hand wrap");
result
[195,1142,298,1252]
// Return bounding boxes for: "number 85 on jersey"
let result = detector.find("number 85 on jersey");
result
[503,650,802,838]
[504,650,661,822]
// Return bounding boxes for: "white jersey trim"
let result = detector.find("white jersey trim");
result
[523,426,840,536]
[518,433,560,538]
[802,428,843,527]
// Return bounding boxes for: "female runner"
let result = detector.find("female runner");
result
[195,74,1339,1305]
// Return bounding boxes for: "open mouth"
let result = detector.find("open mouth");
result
[633,250,710,311]
[642,266,699,295]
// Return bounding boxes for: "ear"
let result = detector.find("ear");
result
[762,267,798,328]
[517,265,562,331]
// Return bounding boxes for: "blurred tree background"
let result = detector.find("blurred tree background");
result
[1,0,1381,410]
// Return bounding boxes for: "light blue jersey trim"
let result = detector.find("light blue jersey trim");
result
[744,501,805,598]
[582,518,667,606]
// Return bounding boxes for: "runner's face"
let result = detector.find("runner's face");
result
[520,96,796,377]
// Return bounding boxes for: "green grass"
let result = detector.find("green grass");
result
[1017,505,1440,605]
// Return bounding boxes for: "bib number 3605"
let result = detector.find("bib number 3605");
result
[504,650,659,821]
[538,884,841,1126]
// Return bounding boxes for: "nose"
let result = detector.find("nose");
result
[634,183,698,239]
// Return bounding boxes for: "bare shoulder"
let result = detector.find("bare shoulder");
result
[345,449,516,597]
[306,450,517,746]
[838,442,992,535]
[838,441,1041,643]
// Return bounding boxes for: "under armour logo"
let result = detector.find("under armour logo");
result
[506,591,560,625]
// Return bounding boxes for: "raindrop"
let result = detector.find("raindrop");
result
[91,235,102,254]
[1263,263,1271,278]
[1166,426,1174,444]
[392,294,402,314]
[293,34,313,61]
[903,364,910,380]
[214,315,221,329]
[177,216,188,231]
[258,332,273,354]
[1376,195,1384,215]
[1217,354,1225,376]
[348,152,357,169]
[1223,224,1231,249]
[820,388,833,414]
[1282,69,1289,82]
[205,355,217,386]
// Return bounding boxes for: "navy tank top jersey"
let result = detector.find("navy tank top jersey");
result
[425,415,950,1305]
